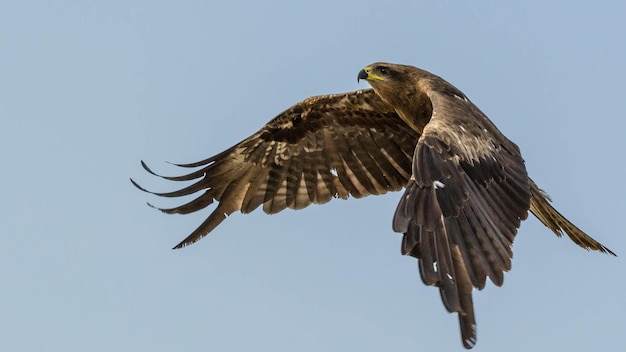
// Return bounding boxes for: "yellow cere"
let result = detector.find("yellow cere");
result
[364,66,384,81]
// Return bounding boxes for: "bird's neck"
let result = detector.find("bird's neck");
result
[393,90,433,134]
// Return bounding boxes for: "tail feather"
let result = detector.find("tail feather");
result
[529,180,615,256]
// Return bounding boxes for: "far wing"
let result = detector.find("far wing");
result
[133,89,419,248]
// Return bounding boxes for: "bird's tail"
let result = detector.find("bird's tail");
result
[529,179,615,256]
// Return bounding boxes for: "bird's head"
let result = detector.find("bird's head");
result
[358,62,433,133]
[358,62,419,102]
[358,62,415,83]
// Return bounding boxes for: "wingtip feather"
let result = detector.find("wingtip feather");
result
[130,177,149,193]
[171,206,231,249]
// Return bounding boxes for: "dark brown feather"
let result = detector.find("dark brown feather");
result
[529,180,616,255]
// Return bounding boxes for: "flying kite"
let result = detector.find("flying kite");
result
[133,62,615,349]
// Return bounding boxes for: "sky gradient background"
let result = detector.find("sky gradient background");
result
[2,1,625,351]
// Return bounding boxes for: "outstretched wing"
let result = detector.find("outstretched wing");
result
[133,89,420,248]
[392,82,531,349]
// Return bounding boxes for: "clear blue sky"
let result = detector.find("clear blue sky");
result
[2,1,625,351]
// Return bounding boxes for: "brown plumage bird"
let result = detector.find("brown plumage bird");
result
[132,62,615,349]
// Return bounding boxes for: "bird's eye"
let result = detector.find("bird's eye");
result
[379,66,389,75]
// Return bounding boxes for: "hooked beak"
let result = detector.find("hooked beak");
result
[357,69,369,82]
[357,66,384,83]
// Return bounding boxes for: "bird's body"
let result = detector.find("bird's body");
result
[133,63,614,349]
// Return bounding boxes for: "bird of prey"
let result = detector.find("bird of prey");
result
[132,62,615,349]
